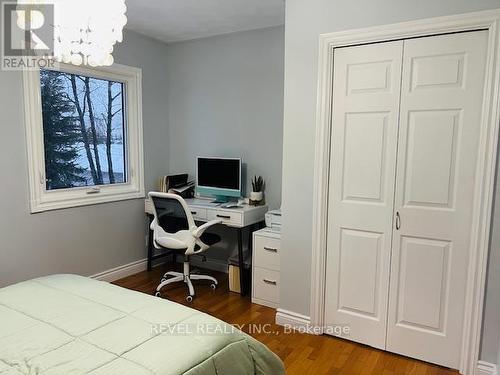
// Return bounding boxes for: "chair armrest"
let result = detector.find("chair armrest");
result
[192,220,222,238]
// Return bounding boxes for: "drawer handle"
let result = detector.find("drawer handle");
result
[262,278,277,285]
[263,247,278,253]
[216,214,231,219]
[191,211,197,215]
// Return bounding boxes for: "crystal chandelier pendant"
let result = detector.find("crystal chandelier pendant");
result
[53,0,127,66]
[18,0,127,67]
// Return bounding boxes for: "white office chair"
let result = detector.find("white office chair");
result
[149,192,222,302]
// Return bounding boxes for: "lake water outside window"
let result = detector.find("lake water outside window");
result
[40,69,126,190]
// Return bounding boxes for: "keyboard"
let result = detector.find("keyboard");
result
[187,199,221,207]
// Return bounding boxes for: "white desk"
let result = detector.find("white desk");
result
[145,198,268,295]
[145,198,267,228]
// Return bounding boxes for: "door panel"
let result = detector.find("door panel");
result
[347,60,392,94]
[343,112,388,202]
[324,41,403,349]
[395,236,451,333]
[387,31,488,368]
[410,53,465,90]
[403,110,460,208]
[338,228,382,318]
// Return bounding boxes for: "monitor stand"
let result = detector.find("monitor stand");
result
[211,195,230,204]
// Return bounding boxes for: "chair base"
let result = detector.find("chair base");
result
[155,261,218,302]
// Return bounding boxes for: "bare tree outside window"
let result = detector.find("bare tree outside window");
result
[40,69,126,190]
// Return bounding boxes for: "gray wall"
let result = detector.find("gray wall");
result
[166,26,284,209]
[280,0,500,363]
[0,29,170,286]
[165,27,285,261]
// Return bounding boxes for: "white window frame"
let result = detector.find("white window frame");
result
[23,62,144,213]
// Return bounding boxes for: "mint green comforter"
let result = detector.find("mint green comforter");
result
[0,274,284,374]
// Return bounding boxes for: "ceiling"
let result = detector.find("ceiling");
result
[125,0,285,44]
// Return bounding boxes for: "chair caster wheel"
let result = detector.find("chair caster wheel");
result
[186,295,193,303]
[160,278,167,283]
[210,283,217,290]
[155,291,161,297]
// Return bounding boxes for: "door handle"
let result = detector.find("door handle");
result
[86,186,101,194]
[263,246,278,253]
[263,279,277,285]
[396,211,401,230]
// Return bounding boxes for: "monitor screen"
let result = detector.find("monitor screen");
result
[197,158,241,191]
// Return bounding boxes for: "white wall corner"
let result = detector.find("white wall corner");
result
[90,258,147,282]
[477,361,497,375]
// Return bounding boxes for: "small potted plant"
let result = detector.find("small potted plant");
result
[250,175,265,205]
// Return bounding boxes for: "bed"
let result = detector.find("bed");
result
[0,274,285,375]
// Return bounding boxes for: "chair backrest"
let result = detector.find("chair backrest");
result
[148,192,195,234]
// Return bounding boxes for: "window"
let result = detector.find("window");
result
[24,63,144,212]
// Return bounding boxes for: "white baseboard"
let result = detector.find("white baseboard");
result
[477,361,497,375]
[275,308,311,331]
[90,258,147,282]
[90,255,228,284]
[177,257,229,274]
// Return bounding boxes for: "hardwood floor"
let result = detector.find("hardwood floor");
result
[114,265,458,375]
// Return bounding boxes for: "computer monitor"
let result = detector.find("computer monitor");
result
[196,157,241,202]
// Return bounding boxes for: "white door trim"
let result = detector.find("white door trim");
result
[311,9,500,374]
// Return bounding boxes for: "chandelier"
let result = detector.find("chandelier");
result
[17,0,127,67]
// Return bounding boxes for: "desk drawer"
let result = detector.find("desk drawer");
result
[254,236,280,271]
[253,267,279,304]
[207,209,243,226]
[190,208,207,221]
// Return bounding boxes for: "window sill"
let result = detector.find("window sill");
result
[30,185,145,213]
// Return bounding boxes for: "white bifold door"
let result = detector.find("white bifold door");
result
[324,30,488,369]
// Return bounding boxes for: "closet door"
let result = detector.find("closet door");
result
[386,31,488,368]
[324,41,403,349]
